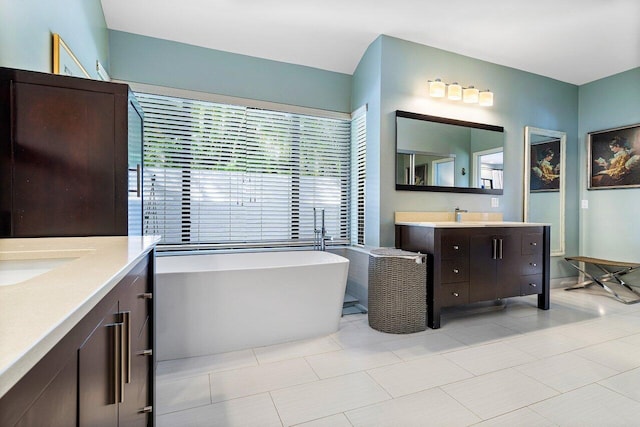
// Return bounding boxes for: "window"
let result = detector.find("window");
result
[137,92,355,249]
[351,106,366,246]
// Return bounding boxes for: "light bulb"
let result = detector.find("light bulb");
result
[448,83,462,101]
[429,79,446,98]
[479,90,494,106]
[463,86,479,103]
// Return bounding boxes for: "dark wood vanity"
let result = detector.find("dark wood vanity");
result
[396,223,550,328]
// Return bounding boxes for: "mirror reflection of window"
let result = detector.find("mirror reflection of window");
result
[474,150,503,189]
[432,158,455,186]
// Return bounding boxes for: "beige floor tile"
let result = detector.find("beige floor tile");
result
[254,336,341,365]
[305,343,401,378]
[209,358,317,403]
[504,330,587,359]
[573,339,640,372]
[472,407,555,427]
[156,374,211,415]
[530,383,640,426]
[441,368,558,420]
[271,372,390,426]
[382,331,467,360]
[293,413,352,427]
[442,342,536,375]
[515,352,618,392]
[345,387,481,427]
[599,367,640,403]
[367,354,473,397]
[157,393,282,427]
[156,349,257,381]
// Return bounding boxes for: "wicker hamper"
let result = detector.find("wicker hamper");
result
[368,248,427,334]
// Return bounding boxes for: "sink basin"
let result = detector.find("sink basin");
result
[0,257,78,286]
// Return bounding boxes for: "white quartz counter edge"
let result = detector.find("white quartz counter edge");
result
[0,236,160,398]
[395,221,550,228]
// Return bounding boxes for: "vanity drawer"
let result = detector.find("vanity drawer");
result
[521,232,543,255]
[520,274,543,295]
[440,282,469,306]
[441,233,469,259]
[521,256,543,275]
[441,259,469,283]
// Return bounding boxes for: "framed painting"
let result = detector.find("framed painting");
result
[530,138,561,192]
[588,123,640,190]
[52,33,90,78]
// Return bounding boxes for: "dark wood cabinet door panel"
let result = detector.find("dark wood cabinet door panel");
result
[14,354,77,427]
[521,232,543,255]
[12,82,117,237]
[441,232,469,259]
[441,258,469,283]
[521,274,544,295]
[440,282,470,306]
[78,301,120,427]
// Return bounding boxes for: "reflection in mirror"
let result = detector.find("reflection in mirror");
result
[524,126,566,256]
[395,111,504,194]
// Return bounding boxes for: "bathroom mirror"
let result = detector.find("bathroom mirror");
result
[395,110,504,194]
[524,126,566,256]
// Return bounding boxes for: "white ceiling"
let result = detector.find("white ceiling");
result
[101,0,640,85]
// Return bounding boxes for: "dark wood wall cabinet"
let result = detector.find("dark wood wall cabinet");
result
[396,225,550,329]
[0,253,155,427]
[0,67,143,237]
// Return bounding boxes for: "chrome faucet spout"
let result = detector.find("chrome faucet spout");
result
[454,207,468,222]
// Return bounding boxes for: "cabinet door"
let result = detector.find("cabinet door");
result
[11,82,118,237]
[14,355,77,427]
[496,232,522,298]
[119,258,152,426]
[469,233,497,302]
[78,301,120,427]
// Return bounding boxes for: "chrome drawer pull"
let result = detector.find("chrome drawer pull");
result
[453,268,459,273]
[453,245,459,250]
[530,263,537,267]
[452,292,459,297]
[530,242,537,246]
[138,349,153,356]
[139,292,153,299]
[529,283,537,287]
[140,406,153,414]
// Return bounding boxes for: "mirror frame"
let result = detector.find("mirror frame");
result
[395,110,504,194]
[523,126,566,256]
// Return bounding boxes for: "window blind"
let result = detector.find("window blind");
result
[351,108,366,246]
[137,92,352,249]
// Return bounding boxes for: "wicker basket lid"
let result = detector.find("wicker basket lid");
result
[370,247,424,260]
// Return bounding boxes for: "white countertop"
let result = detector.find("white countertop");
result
[395,221,550,228]
[0,236,159,398]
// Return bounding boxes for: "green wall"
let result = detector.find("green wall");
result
[0,0,108,79]
[109,30,352,113]
[578,67,640,261]
[356,35,580,278]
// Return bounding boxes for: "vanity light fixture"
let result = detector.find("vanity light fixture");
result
[428,79,494,106]
[428,79,446,97]
[447,82,462,100]
[463,86,479,103]
[479,90,494,107]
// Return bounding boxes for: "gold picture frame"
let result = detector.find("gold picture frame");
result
[52,33,90,78]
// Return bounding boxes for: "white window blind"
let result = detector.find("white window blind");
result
[351,107,366,246]
[137,92,352,249]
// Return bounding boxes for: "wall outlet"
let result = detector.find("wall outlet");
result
[491,197,499,208]
[581,199,589,209]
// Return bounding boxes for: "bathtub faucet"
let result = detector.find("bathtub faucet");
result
[313,208,332,251]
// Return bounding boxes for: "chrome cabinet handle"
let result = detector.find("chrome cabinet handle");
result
[530,263,537,267]
[529,283,537,287]
[492,238,497,259]
[453,245,459,250]
[109,322,122,405]
[140,406,153,414]
[530,242,537,246]
[453,268,459,274]
[122,311,131,384]
[498,238,503,260]
[452,292,459,297]
[138,349,153,356]
[139,292,153,299]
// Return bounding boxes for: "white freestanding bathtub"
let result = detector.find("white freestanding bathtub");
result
[156,250,349,360]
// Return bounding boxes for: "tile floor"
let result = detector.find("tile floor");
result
[155,288,640,426]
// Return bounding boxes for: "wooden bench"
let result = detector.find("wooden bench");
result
[565,256,640,304]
